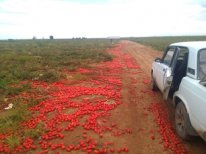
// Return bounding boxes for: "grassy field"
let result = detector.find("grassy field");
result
[0,39,114,141]
[1,36,205,148]
[126,36,206,51]
[0,39,113,99]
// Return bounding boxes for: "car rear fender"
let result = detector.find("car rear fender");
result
[173,92,190,115]
[173,92,197,136]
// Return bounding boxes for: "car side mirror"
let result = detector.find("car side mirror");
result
[155,57,162,63]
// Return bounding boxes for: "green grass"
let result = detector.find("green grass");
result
[0,39,114,98]
[126,36,206,51]
[23,122,45,139]
[0,38,115,143]
[0,39,113,83]
[4,135,20,149]
[0,99,30,133]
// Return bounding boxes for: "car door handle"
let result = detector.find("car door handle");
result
[163,68,166,72]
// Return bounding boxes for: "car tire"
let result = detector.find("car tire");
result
[151,73,158,91]
[175,101,191,140]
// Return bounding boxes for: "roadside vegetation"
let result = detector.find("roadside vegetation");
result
[0,39,114,148]
[0,39,113,99]
[127,36,206,51]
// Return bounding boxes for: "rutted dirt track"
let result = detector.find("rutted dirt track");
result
[120,40,206,154]
[1,41,206,154]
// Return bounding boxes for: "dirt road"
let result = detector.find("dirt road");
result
[120,40,206,154]
[4,40,205,154]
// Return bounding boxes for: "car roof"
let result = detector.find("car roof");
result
[170,41,206,50]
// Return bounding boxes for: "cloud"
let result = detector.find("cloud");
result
[0,0,206,39]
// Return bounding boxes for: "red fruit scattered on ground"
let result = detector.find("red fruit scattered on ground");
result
[1,43,190,153]
[149,103,188,153]
[150,135,155,140]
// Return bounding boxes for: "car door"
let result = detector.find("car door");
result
[155,46,179,99]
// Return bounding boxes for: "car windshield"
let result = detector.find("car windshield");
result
[198,49,206,81]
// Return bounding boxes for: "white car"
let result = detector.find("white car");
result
[151,41,206,141]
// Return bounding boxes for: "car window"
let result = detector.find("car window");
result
[198,49,206,81]
[178,47,188,58]
[162,48,175,66]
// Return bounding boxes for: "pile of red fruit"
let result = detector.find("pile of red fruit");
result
[0,43,189,153]
[0,44,134,153]
[149,103,188,153]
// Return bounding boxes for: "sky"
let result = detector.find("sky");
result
[0,0,206,39]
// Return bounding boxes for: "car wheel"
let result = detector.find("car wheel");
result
[175,101,191,140]
[151,73,158,91]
